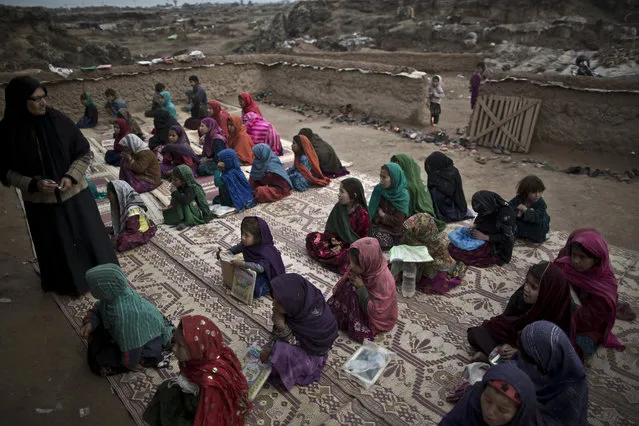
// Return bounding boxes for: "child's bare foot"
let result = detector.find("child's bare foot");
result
[470,351,489,363]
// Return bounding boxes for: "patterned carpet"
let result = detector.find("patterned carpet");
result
[42,127,639,425]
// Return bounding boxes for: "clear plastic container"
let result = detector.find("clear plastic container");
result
[402,262,416,298]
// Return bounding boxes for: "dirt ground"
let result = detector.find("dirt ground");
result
[1,69,637,425]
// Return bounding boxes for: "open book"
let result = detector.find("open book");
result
[210,204,237,218]
[241,343,272,401]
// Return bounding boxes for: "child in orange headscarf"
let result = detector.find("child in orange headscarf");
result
[286,134,330,191]
[226,115,254,165]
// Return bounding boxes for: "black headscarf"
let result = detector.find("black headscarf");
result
[472,190,516,264]
[148,109,178,150]
[0,76,90,185]
[298,128,346,174]
[424,152,468,213]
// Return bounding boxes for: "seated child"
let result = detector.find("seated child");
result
[218,216,285,298]
[306,178,370,274]
[163,165,213,230]
[143,315,250,426]
[287,134,330,191]
[424,152,471,223]
[144,82,165,118]
[80,264,173,376]
[239,91,262,118]
[76,92,98,128]
[243,112,282,155]
[467,261,573,363]
[298,128,349,178]
[438,362,541,426]
[160,124,199,177]
[249,143,292,203]
[159,90,178,120]
[448,191,516,267]
[197,117,227,177]
[368,163,410,250]
[104,118,130,167]
[104,88,127,117]
[327,237,398,343]
[213,148,255,211]
[118,134,161,193]
[509,175,550,243]
[117,108,144,140]
[226,115,254,165]
[554,228,625,357]
[259,273,338,391]
[517,321,589,426]
[148,110,178,151]
[391,153,444,229]
[208,100,230,138]
[391,213,466,294]
[106,180,157,252]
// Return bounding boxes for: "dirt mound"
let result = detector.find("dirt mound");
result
[0,5,133,72]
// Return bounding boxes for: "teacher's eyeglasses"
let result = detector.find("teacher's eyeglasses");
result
[29,94,48,102]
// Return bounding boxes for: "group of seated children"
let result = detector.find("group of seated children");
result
[79,86,631,425]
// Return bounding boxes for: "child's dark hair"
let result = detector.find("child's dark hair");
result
[432,75,440,82]
[476,61,486,71]
[571,242,600,264]
[241,217,262,244]
[105,88,116,97]
[348,247,360,265]
[155,82,166,92]
[516,175,545,198]
[528,261,549,280]
[188,75,199,83]
[341,178,365,208]
[106,182,119,207]
[381,164,390,176]
[80,92,88,100]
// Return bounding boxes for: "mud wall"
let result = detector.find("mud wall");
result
[0,60,429,125]
[481,76,639,155]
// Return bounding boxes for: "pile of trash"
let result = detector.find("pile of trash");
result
[562,166,638,183]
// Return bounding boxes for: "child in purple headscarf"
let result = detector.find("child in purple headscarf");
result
[217,216,285,298]
[259,273,338,391]
[197,117,227,177]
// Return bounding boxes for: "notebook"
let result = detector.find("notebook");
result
[210,204,237,218]
[230,265,257,305]
[241,343,272,401]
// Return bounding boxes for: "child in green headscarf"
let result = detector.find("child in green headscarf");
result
[160,90,178,120]
[368,162,410,250]
[163,165,213,230]
[391,153,445,232]
[80,264,173,376]
[76,92,98,128]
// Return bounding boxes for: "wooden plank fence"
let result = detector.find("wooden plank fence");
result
[468,95,541,153]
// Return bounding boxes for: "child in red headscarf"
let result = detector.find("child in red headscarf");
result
[144,315,250,426]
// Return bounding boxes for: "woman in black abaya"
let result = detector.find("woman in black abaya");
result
[0,76,118,296]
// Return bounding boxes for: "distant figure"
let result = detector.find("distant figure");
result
[428,75,444,126]
[144,83,165,118]
[184,75,208,130]
[76,92,98,128]
[575,55,600,77]
[470,62,486,110]
[104,88,127,118]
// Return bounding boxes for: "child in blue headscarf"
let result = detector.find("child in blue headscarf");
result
[213,148,255,212]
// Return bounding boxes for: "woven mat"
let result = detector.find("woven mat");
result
[42,165,639,425]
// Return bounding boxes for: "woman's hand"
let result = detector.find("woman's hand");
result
[79,323,93,339]
[231,259,245,268]
[59,177,73,191]
[377,208,386,218]
[350,274,364,289]
[37,179,58,193]
[517,204,528,213]
[498,344,518,360]
[470,229,490,241]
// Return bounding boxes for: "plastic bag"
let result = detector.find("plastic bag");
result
[448,227,486,251]
[343,341,394,389]
[462,362,490,385]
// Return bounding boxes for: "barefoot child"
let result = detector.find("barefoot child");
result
[259,273,338,391]
[81,264,173,376]
[218,216,285,298]
[509,175,550,243]
[143,315,250,426]
[163,165,213,230]
[429,75,444,126]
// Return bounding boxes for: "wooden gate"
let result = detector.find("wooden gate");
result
[468,95,541,153]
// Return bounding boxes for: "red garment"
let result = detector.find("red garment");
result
[179,315,250,426]
[481,263,575,347]
[306,206,369,273]
[113,118,130,153]
[208,100,230,138]
[295,135,330,187]
[116,215,157,252]
[239,92,262,117]
[250,173,291,203]
[333,237,398,333]
[227,115,254,165]
[554,229,624,350]
[327,281,376,343]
